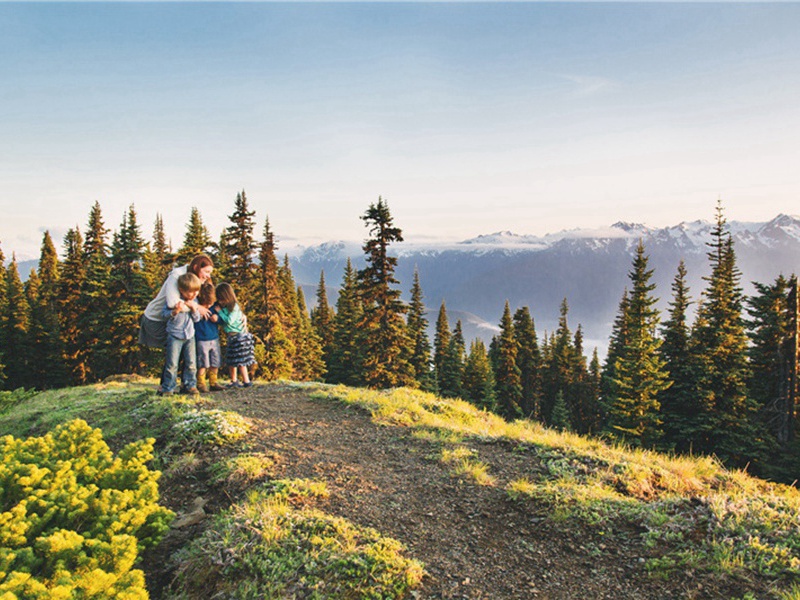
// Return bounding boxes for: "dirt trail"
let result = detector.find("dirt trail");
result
[150,384,730,599]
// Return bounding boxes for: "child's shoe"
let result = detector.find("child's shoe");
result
[209,384,225,392]
[197,383,209,393]
[227,381,242,389]
[242,381,253,388]
[183,387,200,395]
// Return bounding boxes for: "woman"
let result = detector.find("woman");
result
[139,254,214,348]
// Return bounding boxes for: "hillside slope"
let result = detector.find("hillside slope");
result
[3,381,797,599]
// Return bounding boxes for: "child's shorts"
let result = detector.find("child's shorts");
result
[197,338,222,369]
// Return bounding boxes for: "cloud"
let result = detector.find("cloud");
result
[559,74,618,97]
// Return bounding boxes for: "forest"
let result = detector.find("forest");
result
[0,192,798,483]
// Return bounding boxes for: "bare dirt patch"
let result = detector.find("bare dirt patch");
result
[143,383,759,599]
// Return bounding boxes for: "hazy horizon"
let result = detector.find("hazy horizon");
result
[3,2,800,260]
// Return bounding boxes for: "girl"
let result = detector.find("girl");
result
[214,282,256,388]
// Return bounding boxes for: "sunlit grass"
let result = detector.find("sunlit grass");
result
[167,478,424,599]
[308,383,800,586]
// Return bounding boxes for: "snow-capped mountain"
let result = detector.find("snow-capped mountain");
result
[289,215,800,354]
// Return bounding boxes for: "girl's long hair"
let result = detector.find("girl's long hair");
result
[215,282,237,309]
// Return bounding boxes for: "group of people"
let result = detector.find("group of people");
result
[138,254,256,395]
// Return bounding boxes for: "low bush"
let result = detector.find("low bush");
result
[0,419,173,599]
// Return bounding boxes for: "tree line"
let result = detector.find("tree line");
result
[0,194,797,480]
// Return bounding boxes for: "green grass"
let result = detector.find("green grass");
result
[167,479,424,599]
[310,383,800,588]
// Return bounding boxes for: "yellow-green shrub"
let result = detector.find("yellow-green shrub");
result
[0,419,174,599]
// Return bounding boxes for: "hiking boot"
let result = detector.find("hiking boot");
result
[209,384,225,392]
[197,383,209,393]
[182,387,200,395]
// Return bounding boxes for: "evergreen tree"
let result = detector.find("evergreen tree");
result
[356,198,414,388]
[433,301,451,393]
[462,338,496,411]
[407,269,434,391]
[3,257,32,389]
[550,390,571,432]
[79,203,113,380]
[177,207,214,265]
[513,306,542,419]
[585,348,603,434]
[604,241,669,448]
[658,261,697,452]
[310,271,336,375]
[0,241,7,387]
[220,191,257,305]
[328,259,363,386]
[747,275,795,446]
[570,325,599,434]
[292,287,326,381]
[601,290,630,422]
[542,299,578,427]
[108,206,150,375]
[252,217,292,381]
[439,320,465,398]
[28,232,68,389]
[691,201,762,465]
[58,227,87,384]
[494,301,523,419]
[144,214,173,292]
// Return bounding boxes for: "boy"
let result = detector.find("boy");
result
[160,272,202,395]
[195,282,224,392]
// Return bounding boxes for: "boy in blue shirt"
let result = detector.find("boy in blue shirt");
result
[195,282,224,392]
[160,272,202,395]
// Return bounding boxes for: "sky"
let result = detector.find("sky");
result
[2,2,800,261]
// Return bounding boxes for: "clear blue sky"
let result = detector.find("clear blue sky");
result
[2,2,799,260]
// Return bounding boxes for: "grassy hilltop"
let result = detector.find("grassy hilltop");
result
[2,380,800,599]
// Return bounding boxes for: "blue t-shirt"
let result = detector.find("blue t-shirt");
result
[194,306,220,341]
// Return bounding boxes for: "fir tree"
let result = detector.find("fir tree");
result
[220,191,257,305]
[356,197,414,388]
[407,269,434,391]
[252,217,292,381]
[0,241,7,387]
[108,206,150,375]
[604,241,669,448]
[177,207,214,265]
[658,261,697,452]
[462,338,496,411]
[601,290,630,421]
[28,232,68,389]
[79,203,113,380]
[4,257,32,389]
[494,301,523,419]
[513,306,542,419]
[433,301,451,393]
[747,275,795,446]
[439,320,465,398]
[292,287,326,381]
[550,390,571,432]
[144,214,173,292]
[310,271,336,375]
[542,299,579,427]
[58,227,87,384]
[691,201,762,465]
[328,259,363,386]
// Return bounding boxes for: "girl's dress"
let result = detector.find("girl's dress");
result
[216,304,256,367]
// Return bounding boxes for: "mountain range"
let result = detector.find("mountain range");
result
[287,214,800,355]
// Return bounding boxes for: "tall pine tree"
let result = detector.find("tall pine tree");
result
[311,271,336,376]
[603,241,669,448]
[658,261,697,452]
[177,207,214,265]
[220,191,257,306]
[328,259,363,386]
[3,257,32,389]
[493,301,523,419]
[407,269,434,391]
[58,227,87,384]
[433,300,451,394]
[513,306,542,419]
[462,338,496,411]
[691,201,762,465]
[356,198,414,388]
